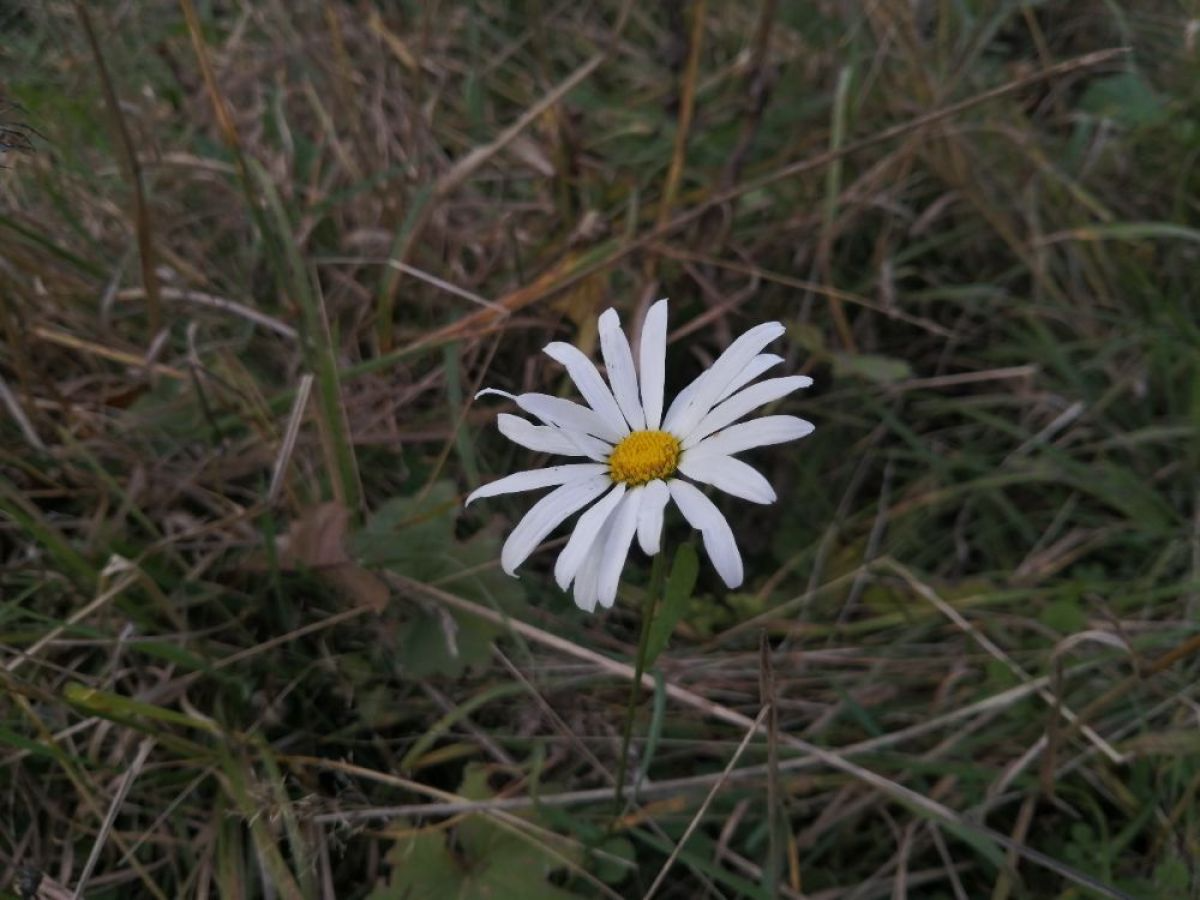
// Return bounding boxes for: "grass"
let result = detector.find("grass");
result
[1,1,1199,897]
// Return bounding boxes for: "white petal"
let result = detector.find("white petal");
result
[686,415,815,460]
[718,353,784,403]
[596,489,643,608]
[636,479,671,555]
[664,353,781,426]
[500,475,610,575]
[497,413,612,462]
[662,321,785,437]
[543,343,630,438]
[559,432,615,461]
[467,463,607,505]
[496,414,585,457]
[572,516,613,613]
[639,298,668,429]
[599,309,646,431]
[678,454,776,504]
[554,483,626,589]
[661,377,700,430]
[477,388,621,443]
[683,375,812,448]
[668,480,744,588]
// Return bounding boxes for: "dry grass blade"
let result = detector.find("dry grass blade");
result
[268,373,314,504]
[31,326,186,379]
[4,5,1189,896]
[115,286,299,340]
[72,1,161,335]
[296,661,1098,823]
[284,754,628,900]
[645,0,706,287]
[374,0,638,350]
[71,738,156,899]
[886,559,1124,764]
[0,372,45,450]
[643,705,769,900]
[5,559,140,676]
[761,632,784,895]
[388,573,1135,899]
[359,46,1128,377]
[566,47,1133,297]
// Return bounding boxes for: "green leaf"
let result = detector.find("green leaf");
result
[592,835,636,885]
[1153,854,1190,893]
[1039,597,1086,633]
[645,543,698,665]
[1053,221,1200,245]
[787,321,827,356]
[831,352,912,385]
[369,765,583,900]
[1079,73,1167,128]
[369,829,466,900]
[351,482,524,677]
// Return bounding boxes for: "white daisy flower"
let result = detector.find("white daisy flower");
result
[467,299,814,612]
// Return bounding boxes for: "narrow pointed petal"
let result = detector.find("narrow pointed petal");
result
[662,321,785,437]
[662,353,782,432]
[599,309,646,430]
[572,517,613,613]
[639,298,669,429]
[682,375,812,448]
[636,479,671,555]
[678,454,776,504]
[717,353,784,403]
[685,415,815,460]
[595,489,643,608]
[661,375,701,431]
[467,463,607,505]
[554,483,626,589]
[496,414,605,459]
[667,480,744,588]
[500,475,609,575]
[477,388,621,443]
[543,342,629,438]
[497,413,574,456]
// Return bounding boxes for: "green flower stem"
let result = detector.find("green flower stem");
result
[613,545,668,816]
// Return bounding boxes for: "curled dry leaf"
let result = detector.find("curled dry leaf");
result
[271,501,389,613]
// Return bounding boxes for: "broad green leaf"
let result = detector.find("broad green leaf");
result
[1079,73,1167,128]
[645,543,698,665]
[1153,855,1190,893]
[351,482,524,677]
[369,764,583,900]
[591,834,636,885]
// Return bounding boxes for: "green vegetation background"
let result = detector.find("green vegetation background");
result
[1,2,1198,898]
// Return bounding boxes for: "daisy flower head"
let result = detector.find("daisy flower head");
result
[467,300,814,613]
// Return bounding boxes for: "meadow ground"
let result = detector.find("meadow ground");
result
[1,2,1199,898]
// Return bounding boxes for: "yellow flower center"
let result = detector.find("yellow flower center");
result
[608,430,681,486]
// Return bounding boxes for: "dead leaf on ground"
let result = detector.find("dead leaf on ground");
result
[250,502,389,612]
